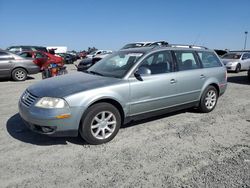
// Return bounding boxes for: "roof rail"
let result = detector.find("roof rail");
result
[169,44,208,50]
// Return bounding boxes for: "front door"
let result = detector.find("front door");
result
[129,50,178,116]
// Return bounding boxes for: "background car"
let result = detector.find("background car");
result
[121,41,168,49]
[57,53,77,64]
[0,50,40,81]
[86,50,112,59]
[6,46,48,54]
[19,51,64,69]
[221,51,250,72]
[214,49,228,57]
[77,51,112,71]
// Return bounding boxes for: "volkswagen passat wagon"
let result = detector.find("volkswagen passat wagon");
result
[19,45,227,144]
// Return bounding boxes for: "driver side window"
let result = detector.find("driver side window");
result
[139,51,173,74]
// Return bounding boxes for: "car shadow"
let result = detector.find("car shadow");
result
[227,75,250,85]
[122,108,194,129]
[7,108,196,146]
[6,113,87,146]
[0,76,35,82]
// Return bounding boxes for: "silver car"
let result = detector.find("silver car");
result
[0,50,40,81]
[19,46,227,144]
[221,51,250,73]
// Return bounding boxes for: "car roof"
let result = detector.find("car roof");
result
[119,45,213,54]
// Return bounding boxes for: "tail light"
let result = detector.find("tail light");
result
[225,70,227,81]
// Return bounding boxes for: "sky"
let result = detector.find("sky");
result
[0,0,250,51]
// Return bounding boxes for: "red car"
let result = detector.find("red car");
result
[18,51,64,70]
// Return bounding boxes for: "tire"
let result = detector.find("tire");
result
[199,86,218,113]
[79,102,121,145]
[248,69,250,81]
[12,68,27,81]
[235,64,241,73]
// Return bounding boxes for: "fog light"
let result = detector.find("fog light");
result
[41,126,54,133]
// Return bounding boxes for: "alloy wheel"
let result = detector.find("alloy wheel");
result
[90,111,117,140]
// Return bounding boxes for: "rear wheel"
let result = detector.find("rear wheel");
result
[12,68,27,81]
[199,86,218,113]
[79,102,121,145]
[235,64,241,73]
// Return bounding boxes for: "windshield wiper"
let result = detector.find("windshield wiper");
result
[85,70,104,76]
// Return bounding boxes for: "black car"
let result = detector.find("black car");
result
[57,53,77,64]
[77,57,102,71]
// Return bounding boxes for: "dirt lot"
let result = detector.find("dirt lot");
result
[0,64,249,188]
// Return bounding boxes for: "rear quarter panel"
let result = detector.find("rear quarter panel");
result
[199,66,227,98]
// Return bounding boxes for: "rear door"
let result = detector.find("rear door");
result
[0,52,15,77]
[171,50,205,104]
[34,52,47,67]
[129,50,178,115]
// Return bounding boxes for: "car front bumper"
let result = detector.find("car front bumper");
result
[225,64,237,71]
[18,99,85,137]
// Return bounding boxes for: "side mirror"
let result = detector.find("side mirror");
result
[134,66,151,81]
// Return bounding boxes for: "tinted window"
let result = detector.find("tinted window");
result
[0,52,9,56]
[174,51,200,71]
[242,53,249,60]
[198,51,222,68]
[20,52,32,58]
[35,52,45,58]
[222,53,241,59]
[139,51,173,74]
[0,52,14,60]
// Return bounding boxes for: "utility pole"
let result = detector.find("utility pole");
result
[244,31,248,49]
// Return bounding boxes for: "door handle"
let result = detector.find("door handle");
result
[170,79,177,84]
[200,74,206,79]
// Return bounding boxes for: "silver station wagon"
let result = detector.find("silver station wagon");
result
[19,45,227,144]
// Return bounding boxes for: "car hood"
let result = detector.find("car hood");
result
[27,72,120,98]
[222,59,239,65]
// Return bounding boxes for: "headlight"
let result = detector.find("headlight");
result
[35,97,69,108]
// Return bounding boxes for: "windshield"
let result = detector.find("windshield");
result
[87,51,144,78]
[222,53,241,59]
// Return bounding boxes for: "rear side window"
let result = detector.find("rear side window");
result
[198,51,222,68]
[35,52,45,58]
[20,52,32,58]
[174,51,200,71]
[0,52,14,60]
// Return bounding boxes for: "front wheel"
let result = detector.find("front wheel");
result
[79,103,121,145]
[199,86,218,113]
[235,64,241,73]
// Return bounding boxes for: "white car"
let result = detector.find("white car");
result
[86,50,112,59]
[221,51,250,73]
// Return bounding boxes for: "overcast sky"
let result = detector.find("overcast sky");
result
[0,0,249,51]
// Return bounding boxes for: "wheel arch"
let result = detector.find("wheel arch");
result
[199,80,220,101]
[11,66,28,74]
[88,98,125,124]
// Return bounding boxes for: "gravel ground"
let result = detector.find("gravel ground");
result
[0,64,249,188]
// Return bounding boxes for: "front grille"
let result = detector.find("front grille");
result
[21,90,38,107]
